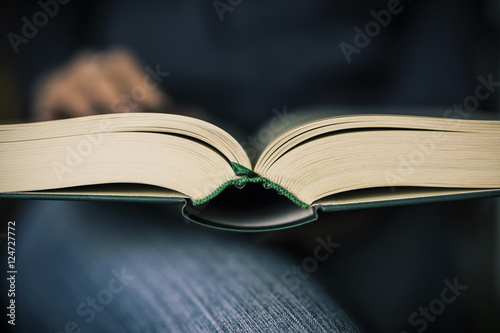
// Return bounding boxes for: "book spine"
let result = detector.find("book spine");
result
[191,162,308,209]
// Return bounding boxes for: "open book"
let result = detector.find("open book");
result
[1,112,499,230]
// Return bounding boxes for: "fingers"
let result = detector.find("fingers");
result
[33,70,95,121]
[70,54,123,113]
[31,49,169,121]
[102,49,168,111]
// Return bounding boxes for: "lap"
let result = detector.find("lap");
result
[15,200,359,332]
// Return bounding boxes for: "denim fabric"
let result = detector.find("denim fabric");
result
[15,200,359,332]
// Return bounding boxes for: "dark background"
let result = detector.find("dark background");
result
[0,1,500,332]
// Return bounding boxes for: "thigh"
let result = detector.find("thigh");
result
[15,200,359,333]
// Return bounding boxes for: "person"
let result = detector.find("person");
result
[7,0,498,331]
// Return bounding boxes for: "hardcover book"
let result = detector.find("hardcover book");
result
[1,112,499,230]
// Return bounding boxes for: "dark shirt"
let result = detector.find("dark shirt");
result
[9,0,493,131]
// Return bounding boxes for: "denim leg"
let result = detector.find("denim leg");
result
[15,200,359,332]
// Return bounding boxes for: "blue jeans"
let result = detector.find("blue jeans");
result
[15,200,359,332]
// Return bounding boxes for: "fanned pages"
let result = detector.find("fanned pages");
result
[1,112,499,230]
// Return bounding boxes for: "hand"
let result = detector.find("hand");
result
[32,49,169,121]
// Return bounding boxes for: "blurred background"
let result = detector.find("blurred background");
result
[0,0,500,332]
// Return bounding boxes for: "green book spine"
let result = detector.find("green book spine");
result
[191,162,309,209]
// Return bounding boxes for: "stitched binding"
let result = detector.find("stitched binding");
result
[192,163,308,209]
